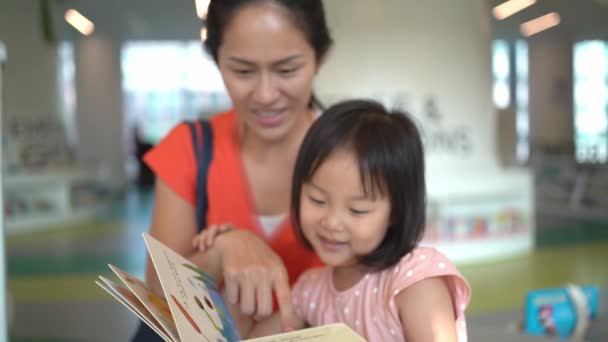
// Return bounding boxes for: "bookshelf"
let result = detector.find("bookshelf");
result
[4,170,105,233]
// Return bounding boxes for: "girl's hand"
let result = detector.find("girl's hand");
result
[192,223,234,252]
[214,229,297,333]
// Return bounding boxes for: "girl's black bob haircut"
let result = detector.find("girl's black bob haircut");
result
[291,99,427,271]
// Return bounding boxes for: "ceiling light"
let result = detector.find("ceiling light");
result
[64,9,94,36]
[200,27,207,41]
[493,0,536,20]
[520,12,561,37]
[195,0,211,19]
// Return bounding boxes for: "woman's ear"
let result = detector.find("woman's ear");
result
[314,55,328,74]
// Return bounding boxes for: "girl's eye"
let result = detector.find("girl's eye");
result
[349,208,369,215]
[308,196,325,206]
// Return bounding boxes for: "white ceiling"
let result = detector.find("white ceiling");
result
[490,0,608,41]
[50,0,608,42]
[51,0,203,41]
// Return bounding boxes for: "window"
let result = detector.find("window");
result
[492,40,511,109]
[515,40,529,163]
[493,39,530,163]
[121,41,231,144]
[58,41,77,148]
[573,41,608,164]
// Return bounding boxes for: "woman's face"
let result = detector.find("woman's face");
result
[217,3,319,142]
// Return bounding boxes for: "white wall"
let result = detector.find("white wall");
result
[318,0,531,198]
[0,0,60,122]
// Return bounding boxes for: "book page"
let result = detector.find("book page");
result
[245,323,366,342]
[143,233,241,342]
[96,277,173,342]
[109,264,180,342]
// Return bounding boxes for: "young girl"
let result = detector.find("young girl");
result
[195,99,471,341]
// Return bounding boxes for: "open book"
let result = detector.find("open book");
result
[96,233,366,342]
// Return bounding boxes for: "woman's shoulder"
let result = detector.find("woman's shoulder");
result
[209,108,237,132]
[161,108,236,147]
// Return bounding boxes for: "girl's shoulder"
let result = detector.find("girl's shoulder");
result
[294,266,330,289]
[291,266,331,319]
[387,246,466,284]
[292,266,333,302]
[381,246,471,310]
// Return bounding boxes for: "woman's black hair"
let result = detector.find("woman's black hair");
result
[291,99,427,271]
[204,0,332,109]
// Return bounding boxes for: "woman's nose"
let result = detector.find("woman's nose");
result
[252,73,279,105]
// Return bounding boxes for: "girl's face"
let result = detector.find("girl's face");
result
[299,149,392,268]
[217,3,319,143]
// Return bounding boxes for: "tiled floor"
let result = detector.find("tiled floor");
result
[6,190,608,341]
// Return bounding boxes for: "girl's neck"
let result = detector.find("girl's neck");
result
[332,263,371,292]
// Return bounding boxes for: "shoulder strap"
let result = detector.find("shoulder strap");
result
[187,120,213,232]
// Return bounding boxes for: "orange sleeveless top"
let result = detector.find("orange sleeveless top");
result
[144,109,322,285]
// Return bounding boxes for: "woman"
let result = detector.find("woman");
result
[132,0,333,340]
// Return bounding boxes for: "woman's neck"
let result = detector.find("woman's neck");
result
[241,111,314,162]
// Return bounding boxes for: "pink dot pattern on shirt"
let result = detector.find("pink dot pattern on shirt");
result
[291,247,471,342]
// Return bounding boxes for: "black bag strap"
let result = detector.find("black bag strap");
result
[187,120,213,232]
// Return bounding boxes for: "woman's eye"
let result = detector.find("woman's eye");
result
[278,67,298,76]
[233,69,252,76]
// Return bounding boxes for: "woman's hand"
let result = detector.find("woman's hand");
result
[214,229,297,332]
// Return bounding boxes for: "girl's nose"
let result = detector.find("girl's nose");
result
[321,209,343,232]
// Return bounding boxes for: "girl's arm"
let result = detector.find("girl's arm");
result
[395,276,459,342]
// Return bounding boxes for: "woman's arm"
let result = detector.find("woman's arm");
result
[145,179,214,293]
[396,276,459,342]
[145,178,297,333]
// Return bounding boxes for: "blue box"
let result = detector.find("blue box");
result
[524,285,600,339]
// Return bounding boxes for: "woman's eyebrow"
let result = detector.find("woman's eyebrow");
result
[273,55,303,66]
[226,56,255,66]
[226,54,303,66]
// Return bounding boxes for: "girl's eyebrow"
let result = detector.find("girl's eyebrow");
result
[350,195,372,201]
[227,54,303,67]
[307,182,373,201]
[307,181,326,193]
